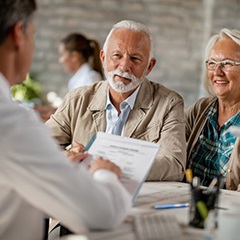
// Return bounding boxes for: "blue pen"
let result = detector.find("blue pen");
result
[154,203,189,209]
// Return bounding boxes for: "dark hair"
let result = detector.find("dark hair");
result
[61,33,104,78]
[0,0,37,44]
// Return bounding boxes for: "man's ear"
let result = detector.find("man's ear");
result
[100,49,105,64]
[10,22,25,50]
[146,58,156,75]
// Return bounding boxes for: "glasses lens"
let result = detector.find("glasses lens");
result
[206,61,216,70]
[206,60,236,70]
[222,61,234,70]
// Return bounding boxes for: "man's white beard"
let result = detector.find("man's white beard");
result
[104,68,146,93]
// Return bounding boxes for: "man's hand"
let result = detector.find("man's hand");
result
[65,151,88,163]
[69,141,85,153]
[65,141,87,162]
[89,157,121,178]
[65,141,88,162]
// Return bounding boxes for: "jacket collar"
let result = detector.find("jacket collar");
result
[88,80,109,111]
[134,79,154,110]
[88,79,154,112]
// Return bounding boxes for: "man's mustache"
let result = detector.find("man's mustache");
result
[112,69,136,81]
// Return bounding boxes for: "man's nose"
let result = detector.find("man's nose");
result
[118,56,132,72]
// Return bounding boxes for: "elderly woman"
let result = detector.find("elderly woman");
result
[185,28,240,190]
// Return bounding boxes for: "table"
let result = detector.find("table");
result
[60,182,240,240]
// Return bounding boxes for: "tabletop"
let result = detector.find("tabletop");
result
[59,181,240,240]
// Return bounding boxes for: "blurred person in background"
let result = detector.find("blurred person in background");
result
[58,33,104,90]
[185,28,240,190]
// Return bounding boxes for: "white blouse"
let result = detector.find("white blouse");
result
[68,63,102,90]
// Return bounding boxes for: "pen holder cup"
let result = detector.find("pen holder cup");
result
[189,187,219,229]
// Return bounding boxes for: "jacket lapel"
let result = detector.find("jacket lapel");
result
[124,108,145,137]
[89,81,108,132]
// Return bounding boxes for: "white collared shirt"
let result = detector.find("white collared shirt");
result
[0,74,131,240]
[105,87,140,136]
[68,63,102,90]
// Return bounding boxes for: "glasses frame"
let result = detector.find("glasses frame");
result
[205,59,240,71]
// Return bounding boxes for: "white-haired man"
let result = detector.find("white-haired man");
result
[46,20,186,181]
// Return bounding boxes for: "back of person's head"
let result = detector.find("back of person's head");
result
[60,33,103,78]
[103,20,154,61]
[203,28,240,96]
[0,0,37,45]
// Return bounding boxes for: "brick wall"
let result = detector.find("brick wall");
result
[32,0,240,107]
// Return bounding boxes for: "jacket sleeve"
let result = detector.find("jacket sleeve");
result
[45,91,75,149]
[184,103,196,142]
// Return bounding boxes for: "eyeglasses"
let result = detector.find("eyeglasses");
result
[205,59,240,70]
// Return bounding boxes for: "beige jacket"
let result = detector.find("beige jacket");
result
[185,97,240,191]
[46,80,186,181]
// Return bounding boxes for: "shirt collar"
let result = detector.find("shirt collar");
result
[206,99,240,131]
[105,86,140,110]
[206,97,217,116]
[0,73,12,101]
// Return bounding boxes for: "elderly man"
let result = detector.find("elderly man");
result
[46,20,186,181]
[0,1,131,240]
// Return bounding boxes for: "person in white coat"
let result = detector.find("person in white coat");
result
[0,1,131,240]
[58,33,104,90]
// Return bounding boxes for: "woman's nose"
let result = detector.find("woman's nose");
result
[213,64,225,75]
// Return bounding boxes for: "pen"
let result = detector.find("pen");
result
[192,176,200,189]
[185,168,193,184]
[196,200,208,220]
[154,203,189,209]
[216,206,228,210]
[205,178,218,194]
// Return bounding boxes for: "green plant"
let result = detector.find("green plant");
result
[11,73,42,101]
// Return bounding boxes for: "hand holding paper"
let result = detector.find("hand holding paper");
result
[83,132,160,203]
[89,157,121,178]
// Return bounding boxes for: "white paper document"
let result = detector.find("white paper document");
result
[83,132,160,203]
